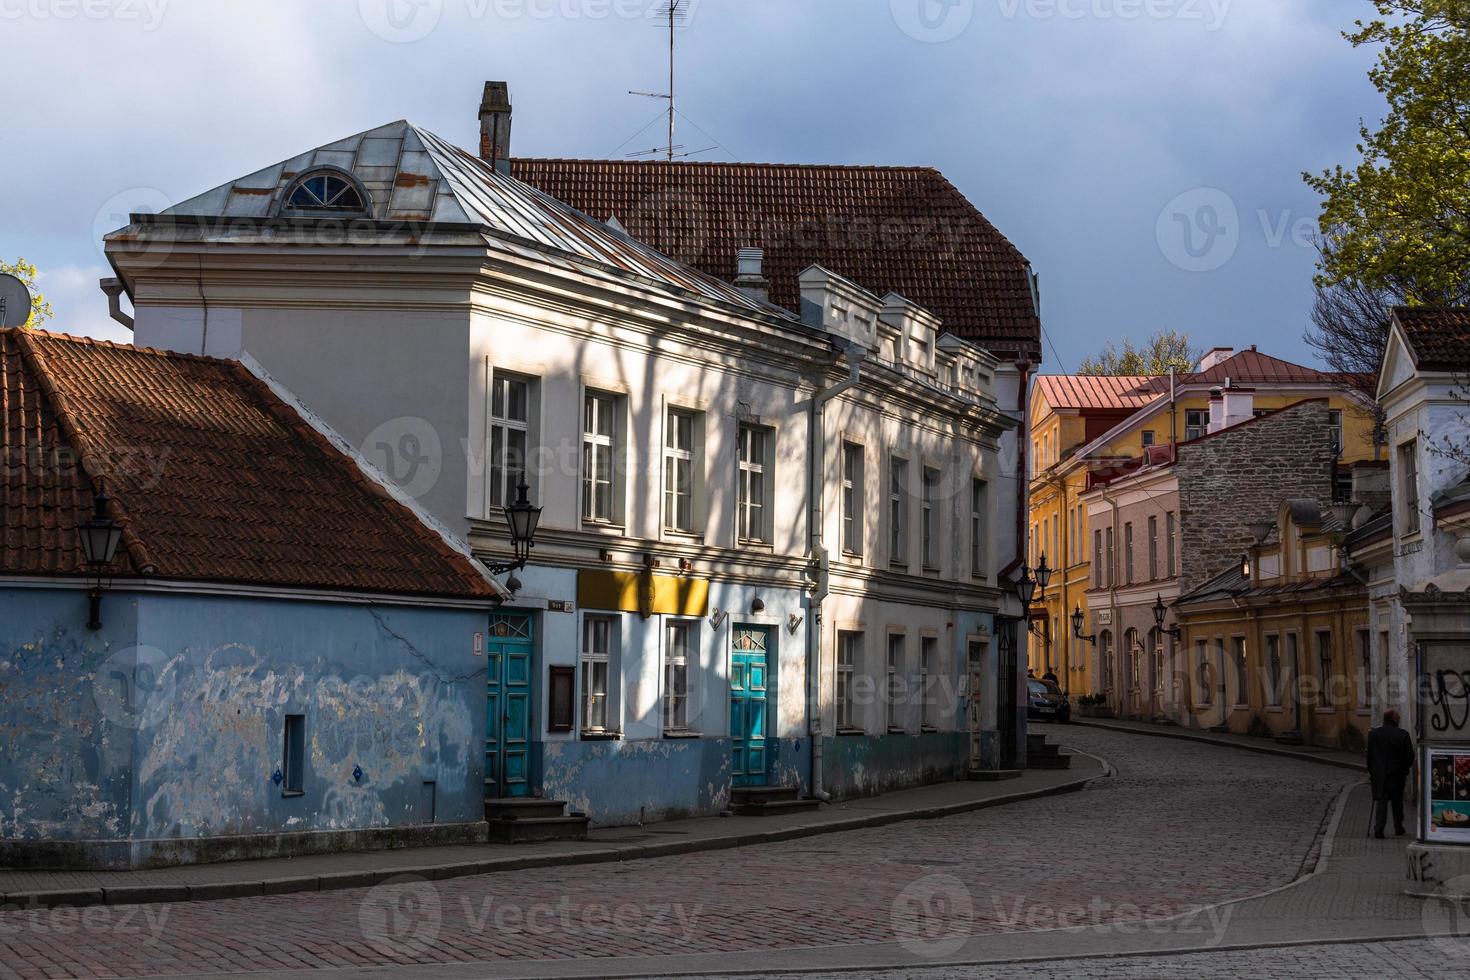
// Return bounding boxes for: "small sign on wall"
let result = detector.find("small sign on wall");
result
[474,632,484,657]
[548,600,575,613]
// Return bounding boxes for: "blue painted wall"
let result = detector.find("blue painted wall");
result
[821,731,969,801]
[1,585,488,867]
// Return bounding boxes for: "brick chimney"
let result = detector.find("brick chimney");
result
[479,81,512,174]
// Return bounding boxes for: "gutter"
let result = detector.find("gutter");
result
[805,339,867,802]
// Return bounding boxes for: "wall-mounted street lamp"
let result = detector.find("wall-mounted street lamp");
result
[1152,594,1183,641]
[485,476,542,593]
[1035,554,1053,596]
[1015,566,1037,607]
[1071,604,1097,647]
[78,483,124,630]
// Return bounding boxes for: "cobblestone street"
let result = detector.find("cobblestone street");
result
[1,727,1401,978]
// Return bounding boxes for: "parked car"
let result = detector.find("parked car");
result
[1027,678,1071,724]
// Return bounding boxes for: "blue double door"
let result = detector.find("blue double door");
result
[486,613,533,799]
[730,625,773,787]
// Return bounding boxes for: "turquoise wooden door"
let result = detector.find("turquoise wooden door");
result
[731,625,772,787]
[486,613,533,799]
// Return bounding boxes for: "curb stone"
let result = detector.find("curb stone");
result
[1069,719,1365,772]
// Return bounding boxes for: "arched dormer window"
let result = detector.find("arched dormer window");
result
[279,169,370,216]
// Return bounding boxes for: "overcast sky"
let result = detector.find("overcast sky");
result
[1,0,1382,371]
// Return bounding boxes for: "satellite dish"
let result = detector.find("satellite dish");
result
[0,273,32,329]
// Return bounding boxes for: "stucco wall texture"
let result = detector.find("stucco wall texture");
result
[1,587,486,869]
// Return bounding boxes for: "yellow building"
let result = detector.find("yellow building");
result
[1026,347,1381,701]
[1172,498,1372,749]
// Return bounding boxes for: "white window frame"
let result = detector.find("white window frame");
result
[921,466,941,571]
[841,442,864,557]
[1400,439,1421,536]
[920,635,938,731]
[1147,515,1159,581]
[582,390,620,526]
[663,619,699,735]
[1185,409,1207,441]
[737,423,771,544]
[1328,409,1343,458]
[580,615,618,734]
[488,371,532,512]
[886,632,907,732]
[970,478,987,579]
[664,408,699,535]
[890,456,910,568]
[837,631,861,731]
[1166,511,1177,577]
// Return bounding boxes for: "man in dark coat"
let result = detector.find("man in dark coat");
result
[1366,709,1416,839]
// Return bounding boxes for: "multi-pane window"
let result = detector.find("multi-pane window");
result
[1105,527,1115,588]
[1328,410,1343,458]
[582,391,617,524]
[1266,634,1282,705]
[1317,631,1335,707]
[1141,430,1156,447]
[841,443,864,556]
[1147,516,1159,580]
[1196,641,1212,705]
[1093,530,1104,588]
[1400,440,1421,535]
[970,479,987,578]
[1124,522,1134,584]
[1185,409,1207,441]
[887,634,906,731]
[489,373,530,509]
[1232,636,1247,706]
[1166,511,1177,576]
[920,636,938,730]
[663,621,696,732]
[921,467,941,570]
[1358,630,1374,710]
[581,616,615,732]
[1286,633,1300,703]
[664,410,697,533]
[737,424,769,543]
[837,631,861,730]
[890,458,909,567]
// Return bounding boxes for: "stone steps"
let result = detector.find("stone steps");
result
[729,785,822,816]
[1026,733,1073,770]
[484,797,590,843]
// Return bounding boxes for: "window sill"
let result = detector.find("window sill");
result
[1266,705,1284,713]
[580,730,622,741]
[836,727,867,737]
[841,550,865,561]
[663,530,704,543]
[920,725,939,734]
[282,790,305,799]
[663,729,703,739]
[887,726,911,735]
[580,521,627,535]
[889,562,910,572]
[738,538,774,551]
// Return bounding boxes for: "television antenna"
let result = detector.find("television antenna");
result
[627,1,689,162]
[0,273,32,329]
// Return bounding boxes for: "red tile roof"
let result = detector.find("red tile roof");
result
[1395,307,1470,372]
[1,329,495,600]
[1033,374,1166,412]
[509,159,1041,360]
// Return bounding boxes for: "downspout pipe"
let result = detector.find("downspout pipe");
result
[805,339,866,803]
[100,278,134,331]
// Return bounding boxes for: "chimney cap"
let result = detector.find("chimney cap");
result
[481,81,511,112]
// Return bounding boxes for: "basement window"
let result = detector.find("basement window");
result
[282,714,306,796]
[281,170,369,215]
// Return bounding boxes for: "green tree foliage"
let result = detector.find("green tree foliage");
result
[1305,1,1470,305]
[1077,330,1200,377]
[0,258,54,330]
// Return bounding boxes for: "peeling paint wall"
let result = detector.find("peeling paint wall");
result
[1,586,488,868]
[0,588,139,846]
[537,736,735,826]
[820,731,969,801]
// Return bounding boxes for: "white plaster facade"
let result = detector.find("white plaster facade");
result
[105,119,1028,822]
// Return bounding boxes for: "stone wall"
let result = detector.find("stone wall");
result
[1176,399,1336,593]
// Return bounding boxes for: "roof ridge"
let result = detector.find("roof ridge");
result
[21,326,235,366]
[512,157,941,173]
[10,329,158,574]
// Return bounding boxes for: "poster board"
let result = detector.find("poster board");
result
[1426,747,1470,843]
